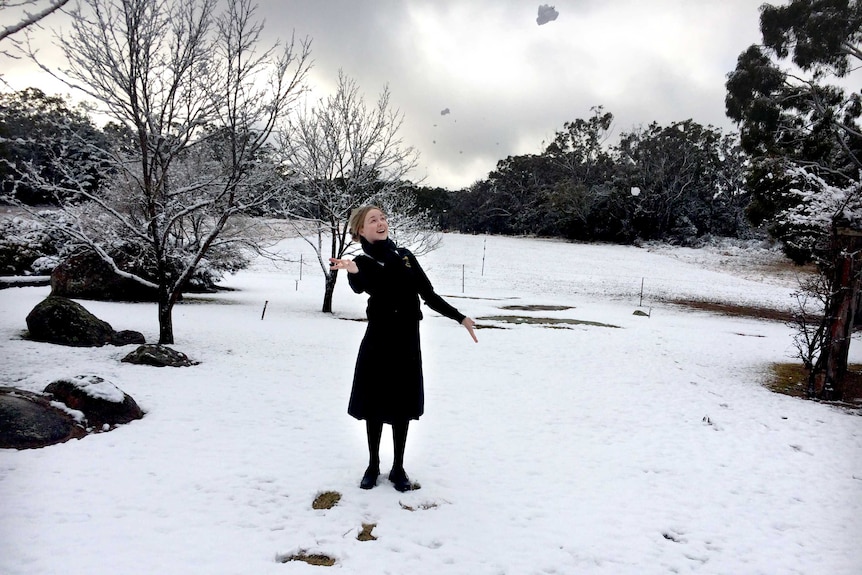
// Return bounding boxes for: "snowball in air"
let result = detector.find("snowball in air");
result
[537,5,559,25]
[631,187,641,197]
[440,108,450,116]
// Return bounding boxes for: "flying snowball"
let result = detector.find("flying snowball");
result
[537,4,559,25]
[630,187,641,197]
[440,108,450,116]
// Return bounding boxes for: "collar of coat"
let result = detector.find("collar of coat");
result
[361,237,400,266]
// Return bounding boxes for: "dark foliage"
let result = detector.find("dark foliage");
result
[0,88,112,205]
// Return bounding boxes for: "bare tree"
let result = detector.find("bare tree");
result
[788,272,830,376]
[14,0,311,343]
[275,70,433,313]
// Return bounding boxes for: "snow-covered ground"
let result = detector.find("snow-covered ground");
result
[1,234,860,575]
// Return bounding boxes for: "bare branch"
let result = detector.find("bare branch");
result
[0,0,70,44]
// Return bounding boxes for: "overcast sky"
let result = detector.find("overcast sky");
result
[2,0,768,190]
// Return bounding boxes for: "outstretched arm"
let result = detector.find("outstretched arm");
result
[409,252,478,343]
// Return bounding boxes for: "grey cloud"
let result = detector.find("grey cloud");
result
[2,0,767,190]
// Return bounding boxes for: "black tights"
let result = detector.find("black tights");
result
[366,419,409,471]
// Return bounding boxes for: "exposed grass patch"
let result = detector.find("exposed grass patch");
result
[311,491,341,510]
[478,315,620,329]
[766,363,809,398]
[500,304,573,312]
[277,551,336,566]
[356,523,377,541]
[764,362,862,405]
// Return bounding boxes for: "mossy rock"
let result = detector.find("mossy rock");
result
[26,296,114,347]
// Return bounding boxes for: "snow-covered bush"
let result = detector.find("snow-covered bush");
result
[777,167,862,264]
[0,214,69,275]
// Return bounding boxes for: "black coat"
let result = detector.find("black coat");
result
[347,239,464,423]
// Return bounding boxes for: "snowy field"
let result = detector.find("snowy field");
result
[1,233,861,575]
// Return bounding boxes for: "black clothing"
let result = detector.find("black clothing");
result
[347,239,464,422]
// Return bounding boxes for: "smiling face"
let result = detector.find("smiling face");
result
[359,208,389,243]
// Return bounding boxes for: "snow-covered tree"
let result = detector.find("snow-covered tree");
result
[274,70,430,313]
[9,0,311,344]
[726,0,862,400]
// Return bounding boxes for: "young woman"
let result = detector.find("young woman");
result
[330,206,477,491]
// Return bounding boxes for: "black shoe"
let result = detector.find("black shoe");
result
[388,467,414,492]
[360,465,379,490]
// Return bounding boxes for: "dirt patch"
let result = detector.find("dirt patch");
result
[667,299,796,323]
[478,315,620,329]
[311,491,341,510]
[444,295,519,301]
[500,304,573,312]
[277,551,336,566]
[357,523,377,541]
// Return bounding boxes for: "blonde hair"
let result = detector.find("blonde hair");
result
[348,205,386,242]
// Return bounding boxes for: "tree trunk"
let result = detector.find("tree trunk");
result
[812,229,862,401]
[322,270,338,313]
[158,289,175,344]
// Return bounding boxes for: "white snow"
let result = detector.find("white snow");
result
[48,400,85,423]
[1,233,861,575]
[59,374,127,403]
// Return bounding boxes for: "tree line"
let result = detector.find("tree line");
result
[414,109,752,246]
[1,92,752,245]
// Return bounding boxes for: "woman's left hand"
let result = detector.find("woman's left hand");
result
[329,257,358,274]
[461,317,478,343]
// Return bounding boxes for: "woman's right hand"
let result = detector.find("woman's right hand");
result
[461,317,478,343]
[329,257,358,274]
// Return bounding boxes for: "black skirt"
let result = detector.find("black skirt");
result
[348,318,423,423]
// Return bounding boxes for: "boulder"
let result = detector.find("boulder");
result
[26,296,114,347]
[111,329,147,346]
[25,296,145,347]
[44,375,144,428]
[0,387,86,449]
[122,344,196,367]
[51,251,158,302]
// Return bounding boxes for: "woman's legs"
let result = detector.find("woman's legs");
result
[360,419,415,491]
[360,419,383,489]
[391,420,409,471]
[366,419,383,468]
[389,420,413,492]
